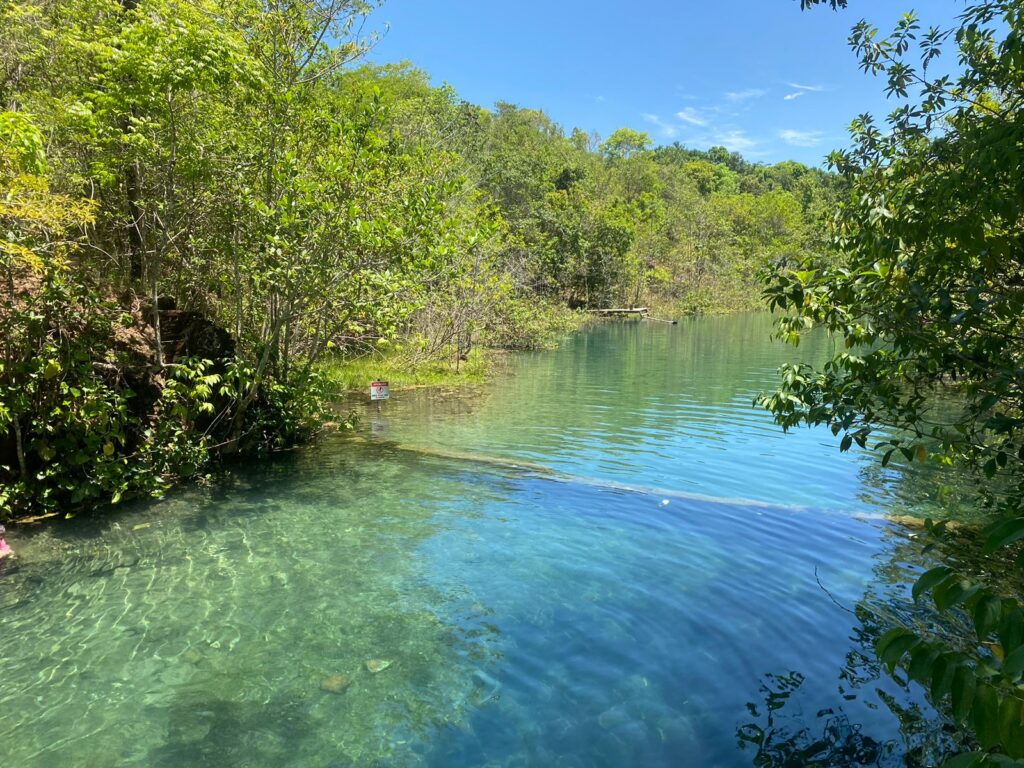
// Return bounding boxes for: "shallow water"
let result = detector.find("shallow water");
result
[1,315,964,767]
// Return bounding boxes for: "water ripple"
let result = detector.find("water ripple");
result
[0,317,964,767]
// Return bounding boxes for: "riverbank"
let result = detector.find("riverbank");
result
[321,348,493,394]
[0,304,634,525]
[320,303,591,395]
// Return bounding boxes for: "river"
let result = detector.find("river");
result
[0,314,965,767]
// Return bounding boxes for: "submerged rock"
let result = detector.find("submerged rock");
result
[365,659,392,674]
[320,674,353,694]
[170,715,212,743]
[472,668,501,705]
[597,705,631,731]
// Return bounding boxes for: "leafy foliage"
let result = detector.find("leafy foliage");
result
[763,2,1024,762]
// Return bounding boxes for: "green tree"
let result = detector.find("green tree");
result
[0,0,507,516]
[761,4,1024,763]
[599,127,652,160]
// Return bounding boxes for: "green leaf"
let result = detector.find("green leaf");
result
[973,595,1003,639]
[951,664,976,723]
[930,653,957,701]
[984,755,1024,767]
[877,628,920,672]
[973,683,1002,749]
[907,643,941,683]
[934,578,979,611]
[942,753,986,768]
[913,566,954,601]
[1001,610,1024,656]
[1003,645,1024,678]
[984,518,1024,554]
[1002,697,1024,759]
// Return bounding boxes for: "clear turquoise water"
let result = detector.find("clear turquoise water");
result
[0,315,962,767]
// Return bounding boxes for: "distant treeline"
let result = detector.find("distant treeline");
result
[348,61,843,319]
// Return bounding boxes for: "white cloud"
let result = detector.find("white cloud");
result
[642,113,679,138]
[713,129,758,152]
[779,129,825,147]
[783,82,826,101]
[724,88,766,103]
[676,107,708,126]
[787,82,825,92]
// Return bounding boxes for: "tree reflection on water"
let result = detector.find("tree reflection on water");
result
[738,670,891,767]
[736,667,965,767]
[737,527,979,768]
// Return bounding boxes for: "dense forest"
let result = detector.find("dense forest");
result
[0,0,837,519]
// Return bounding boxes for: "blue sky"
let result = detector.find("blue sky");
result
[367,0,966,166]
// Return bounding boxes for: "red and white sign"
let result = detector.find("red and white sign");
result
[370,381,390,401]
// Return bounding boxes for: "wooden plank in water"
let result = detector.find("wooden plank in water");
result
[584,307,649,316]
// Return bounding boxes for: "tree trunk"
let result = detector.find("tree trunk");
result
[126,159,145,283]
[119,0,143,282]
[12,415,27,481]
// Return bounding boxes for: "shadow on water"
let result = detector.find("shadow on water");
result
[147,693,316,768]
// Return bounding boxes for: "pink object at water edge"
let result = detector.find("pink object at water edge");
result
[0,537,12,559]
